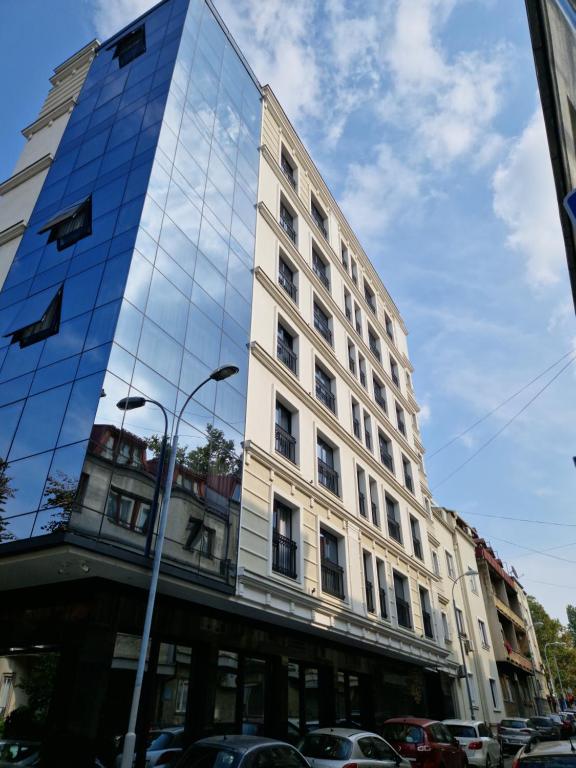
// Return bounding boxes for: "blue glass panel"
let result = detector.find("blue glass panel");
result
[124,251,153,311]
[159,222,197,281]
[0,343,44,385]
[85,300,122,349]
[0,513,36,541]
[185,304,220,369]
[58,372,104,447]
[179,350,214,411]
[75,128,111,168]
[61,264,105,322]
[179,112,211,170]
[99,136,137,175]
[2,451,53,516]
[219,334,247,395]
[154,246,193,296]
[173,142,206,198]
[194,252,225,306]
[134,227,158,263]
[39,313,91,367]
[65,158,102,195]
[0,400,24,458]
[0,374,33,408]
[145,269,188,343]
[146,162,171,209]
[77,343,112,378]
[9,383,72,461]
[140,194,164,241]
[224,283,250,331]
[164,85,185,133]
[124,162,153,204]
[96,253,132,306]
[226,250,252,297]
[215,380,246,431]
[191,282,223,325]
[30,356,80,396]
[108,342,136,384]
[157,122,178,163]
[31,262,69,295]
[197,216,229,276]
[131,359,178,413]
[93,176,128,218]
[115,300,144,354]
[165,182,202,245]
[137,318,182,382]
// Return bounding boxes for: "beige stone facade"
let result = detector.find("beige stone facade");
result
[235,86,457,681]
[0,40,98,288]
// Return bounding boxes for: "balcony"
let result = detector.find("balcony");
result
[359,370,367,387]
[272,531,297,579]
[369,342,381,361]
[358,492,366,517]
[413,538,423,560]
[355,320,362,335]
[391,370,400,388]
[379,587,388,618]
[348,357,356,375]
[375,392,387,413]
[315,379,335,412]
[365,431,372,450]
[280,212,296,243]
[366,296,377,314]
[495,595,525,630]
[311,209,328,239]
[405,474,414,493]
[345,306,352,323]
[277,338,297,374]
[278,271,297,302]
[371,502,379,525]
[318,459,339,495]
[365,581,375,613]
[396,597,412,629]
[314,313,332,345]
[322,560,344,598]
[275,424,296,463]
[353,418,361,439]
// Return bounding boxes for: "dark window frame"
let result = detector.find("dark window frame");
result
[6,285,63,349]
[110,25,147,68]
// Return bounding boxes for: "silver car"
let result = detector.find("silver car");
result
[299,728,410,768]
[443,720,502,768]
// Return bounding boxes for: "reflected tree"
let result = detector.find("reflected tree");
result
[41,471,79,533]
[0,458,16,543]
[147,423,241,476]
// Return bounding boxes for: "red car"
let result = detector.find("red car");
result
[382,718,468,768]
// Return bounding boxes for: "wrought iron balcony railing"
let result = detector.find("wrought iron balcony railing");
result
[315,379,335,412]
[321,560,344,598]
[280,212,296,243]
[272,530,297,578]
[396,598,412,629]
[318,459,339,495]
[379,587,388,618]
[365,580,375,613]
[314,313,332,345]
[275,424,296,463]
[277,338,297,374]
[388,516,402,543]
[278,271,297,302]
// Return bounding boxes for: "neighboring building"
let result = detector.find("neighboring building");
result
[474,538,548,717]
[0,41,98,288]
[525,0,576,311]
[432,507,505,726]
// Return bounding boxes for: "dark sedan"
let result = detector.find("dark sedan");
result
[172,735,310,768]
[529,718,561,741]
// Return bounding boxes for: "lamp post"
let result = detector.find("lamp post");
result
[118,364,239,768]
[552,652,567,710]
[544,641,563,711]
[116,397,168,558]
[452,568,479,720]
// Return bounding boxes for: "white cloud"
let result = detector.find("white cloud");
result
[92,0,157,39]
[419,401,431,425]
[493,106,566,289]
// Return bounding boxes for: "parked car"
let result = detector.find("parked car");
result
[172,735,310,768]
[560,713,576,735]
[496,719,538,755]
[115,726,185,767]
[528,717,562,741]
[299,727,410,768]
[511,738,576,768]
[382,718,468,768]
[0,741,40,767]
[443,720,502,768]
[549,714,573,739]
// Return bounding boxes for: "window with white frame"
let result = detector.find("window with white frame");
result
[455,607,466,636]
[0,674,14,715]
[432,550,440,576]
[441,612,451,642]
[467,672,477,704]
[470,571,479,594]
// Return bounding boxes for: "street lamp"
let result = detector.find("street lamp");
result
[452,568,479,720]
[117,397,169,558]
[119,364,239,768]
[544,641,564,711]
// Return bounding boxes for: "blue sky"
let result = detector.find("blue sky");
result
[1,0,575,621]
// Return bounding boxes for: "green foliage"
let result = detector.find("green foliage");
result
[147,423,241,477]
[528,595,576,696]
[566,605,576,647]
[0,458,16,542]
[40,471,79,533]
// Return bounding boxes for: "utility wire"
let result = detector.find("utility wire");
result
[428,348,576,459]
[432,353,576,491]
[522,578,576,590]
[486,534,576,565]
[511,540,576,559]
[462,511,576,528]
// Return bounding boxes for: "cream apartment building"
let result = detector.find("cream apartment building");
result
[235,85,460,724]
[0,40,97,287]
[431,508,505,726]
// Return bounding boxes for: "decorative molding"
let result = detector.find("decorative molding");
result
[0,154,53,196]
[21,98,76,139]
[0,221,26,247]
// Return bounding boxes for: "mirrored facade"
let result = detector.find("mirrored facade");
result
[0,0,261,589]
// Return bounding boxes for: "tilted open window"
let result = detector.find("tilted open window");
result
[5,286,63,348]
[39,197,92,251]
[110,25,146,68]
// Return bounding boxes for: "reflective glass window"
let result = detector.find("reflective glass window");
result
[185,305,220,369]
[145,270,188,344]
[9,383,72,461]
[0,400,24,458]
[137,318,183,382]
[2,451,53,516]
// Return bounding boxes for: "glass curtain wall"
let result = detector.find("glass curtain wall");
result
[0,0,261,589]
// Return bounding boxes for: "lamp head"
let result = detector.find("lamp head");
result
[466,568,479,577]
[117,396,147,411]
[210,364,239,382]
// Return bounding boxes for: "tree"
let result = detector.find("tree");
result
[41,471,79,533]
[0,458,16,543]
[147,423,241,477]
[528,595,576,698]
[567,605,576,647]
